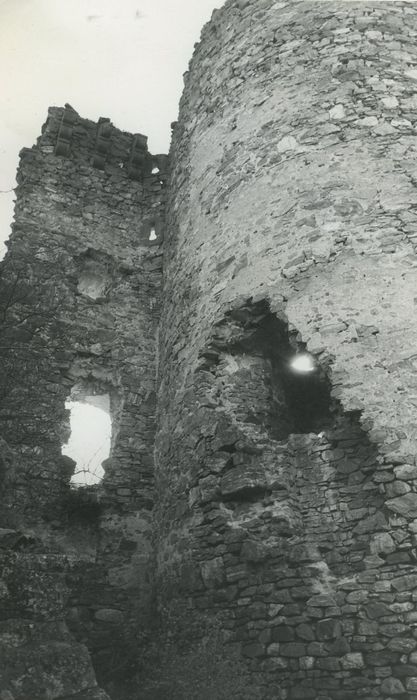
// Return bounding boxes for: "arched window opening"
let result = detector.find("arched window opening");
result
[62,394,111,486]
[140,219,160,244]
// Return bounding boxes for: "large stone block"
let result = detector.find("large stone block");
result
[387,493,417,518]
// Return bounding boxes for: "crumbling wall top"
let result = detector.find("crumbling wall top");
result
[28,104,168,181]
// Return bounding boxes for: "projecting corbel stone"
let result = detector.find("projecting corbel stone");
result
[92,118,112,170]
[127,134,152,180]
[55,105,77,157]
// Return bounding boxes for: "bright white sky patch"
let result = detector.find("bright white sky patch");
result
[63,399,111,486]
[0,0,220,257]
[290,354,316,373]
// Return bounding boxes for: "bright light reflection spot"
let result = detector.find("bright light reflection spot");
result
[290,353,316,373]
[63,400,111,486]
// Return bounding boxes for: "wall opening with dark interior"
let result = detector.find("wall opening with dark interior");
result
[62,393,112,486]
[268,307,331,437]
[207,299,333,440]
[202,299,382,572]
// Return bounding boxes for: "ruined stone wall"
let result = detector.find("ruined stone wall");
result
[0,106,165,698]
[157,1,417,698]
[4,104,164,509]
[4,2,417,698]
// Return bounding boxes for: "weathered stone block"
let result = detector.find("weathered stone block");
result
[346,590,368,604]
[387,493,417,518]
[386,480,411,497]
[395,464,417,480]
[316,619,341,641]
[341,652,364,670]
[280,643,307,657]
[272,626,295,642]
[380,677,405,695]
[316,656,341,671]
[307,642,327,657]
[392,574,417,592]
[370,532,395,555]
[388,637,417,653]
[200,557,225,589]
[328,637,350,656]
[358,619,378,636]
[296,623,315,642]
[366,601,391,619]
[354,512,389,534]
[366,650,400,667]
[306,594,337,608]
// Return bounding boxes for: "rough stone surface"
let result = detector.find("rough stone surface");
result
[157,0,417,698]
[0,106,165,698]
[3,1,417,699]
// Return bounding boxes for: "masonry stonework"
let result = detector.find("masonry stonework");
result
[0,106,164,698]
[2,1,417,699]
[158,1,417,698]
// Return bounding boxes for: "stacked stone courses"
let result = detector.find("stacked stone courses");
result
[0,106,165,698]
[3,0,417,698]
[159,0,417,698]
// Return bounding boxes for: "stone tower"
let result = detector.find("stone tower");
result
[2,1,417,698]
[157,1,417,698]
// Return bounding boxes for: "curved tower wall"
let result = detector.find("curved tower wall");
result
[158,1,417,696]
